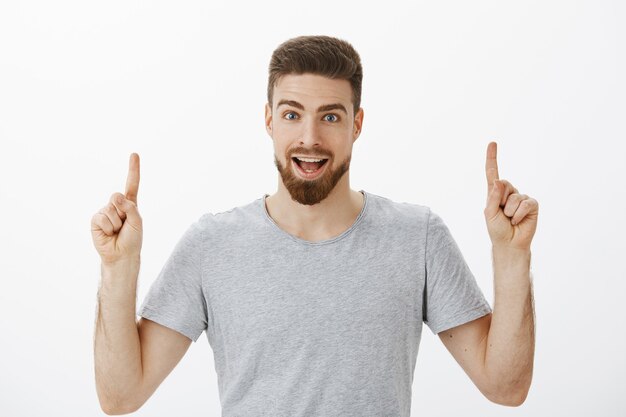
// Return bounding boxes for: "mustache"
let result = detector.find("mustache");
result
[288,148,333,159]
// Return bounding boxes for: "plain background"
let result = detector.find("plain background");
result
[1,0,624,416]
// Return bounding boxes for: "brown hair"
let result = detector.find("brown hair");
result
[267,35,363,116]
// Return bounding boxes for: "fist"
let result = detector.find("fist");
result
[484,142,539,250]
[91,153,143,265]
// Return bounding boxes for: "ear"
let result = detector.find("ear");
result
[352,107,364,142]
[264,103,273,136]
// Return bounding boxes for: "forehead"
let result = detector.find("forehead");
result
[273,73,352,108]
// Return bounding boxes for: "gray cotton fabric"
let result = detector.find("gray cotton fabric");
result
[137,189,492,417]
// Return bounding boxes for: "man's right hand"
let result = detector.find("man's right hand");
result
[91,153,143,265]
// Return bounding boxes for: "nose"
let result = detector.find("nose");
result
[299,117,322,148]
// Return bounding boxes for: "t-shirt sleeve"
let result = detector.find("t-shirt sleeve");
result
[137,216,208,342]
[423,209,492,335]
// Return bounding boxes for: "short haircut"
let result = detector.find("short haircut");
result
[267,35,363,116]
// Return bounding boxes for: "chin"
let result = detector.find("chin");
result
[274,154,351,206]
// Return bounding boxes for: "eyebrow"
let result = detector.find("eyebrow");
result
[276,99,348,115]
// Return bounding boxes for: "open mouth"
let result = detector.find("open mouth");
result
[291,156,329,178]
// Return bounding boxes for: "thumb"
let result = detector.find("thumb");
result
[115,194,142,229]
[484,179,502,220]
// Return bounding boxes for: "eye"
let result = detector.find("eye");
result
[284,111,298,120]
[324,114,339,122]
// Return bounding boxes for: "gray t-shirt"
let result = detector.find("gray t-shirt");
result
[137,190,492,417]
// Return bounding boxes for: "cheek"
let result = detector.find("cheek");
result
[272,141,291,163]
[273,119,299,133]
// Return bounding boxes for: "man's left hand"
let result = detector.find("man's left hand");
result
[484,141,539,250]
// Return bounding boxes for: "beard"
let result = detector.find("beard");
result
[274,151,351,206]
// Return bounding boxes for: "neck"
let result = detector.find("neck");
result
[265,175,364,242]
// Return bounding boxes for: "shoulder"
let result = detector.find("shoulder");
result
[365,191,432,228]
[194,197,265,241]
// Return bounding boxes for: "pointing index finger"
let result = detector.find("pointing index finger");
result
[125,153,140,205]
[485,141,499,193]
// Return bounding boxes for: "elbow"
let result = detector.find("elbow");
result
[100,404,119,416]
[489,392,528,407]
[99,397,140,415]
[100,403,138,416]
[482,365,533,407]
[486,385,530,407]
[96,381,143,415]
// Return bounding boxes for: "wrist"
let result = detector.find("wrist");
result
[492,244,531,269]
[99,259,140,301]
[491,245,532,286]
[100,258,141,286]
[492,245,531,260]
[101,256,141,270]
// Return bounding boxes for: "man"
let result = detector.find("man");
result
[92,35,537,416]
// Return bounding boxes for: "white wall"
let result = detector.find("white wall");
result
[0,0,624,415]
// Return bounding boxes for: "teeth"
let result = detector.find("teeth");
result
[296,157,324,162]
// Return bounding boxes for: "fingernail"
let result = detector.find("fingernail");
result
[116,195,124,204]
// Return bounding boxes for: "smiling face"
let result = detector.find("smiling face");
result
[265,73,364,205]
